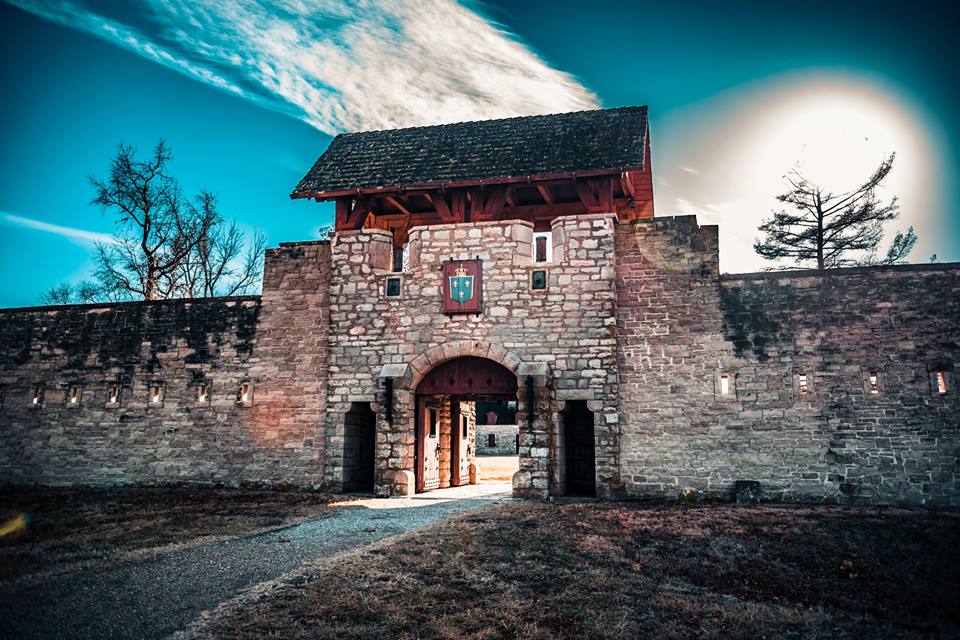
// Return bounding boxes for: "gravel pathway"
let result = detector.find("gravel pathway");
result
[0,483,511,640]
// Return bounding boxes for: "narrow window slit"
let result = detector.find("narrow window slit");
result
[392,246,404,273]
[533,232,552,263]
[936,371,948,395]
[237,382,251,404]
[868,371,879,394]
[798,374,809,395]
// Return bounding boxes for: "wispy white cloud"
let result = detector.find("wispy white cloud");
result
[8,0,599,134]
[1,212,115,247]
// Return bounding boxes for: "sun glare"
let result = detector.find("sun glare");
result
[662,72,938,273]
[739,77,929,198]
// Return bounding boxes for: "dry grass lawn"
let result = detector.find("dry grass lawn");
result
[0,486,342,581]
[193,501,960,640]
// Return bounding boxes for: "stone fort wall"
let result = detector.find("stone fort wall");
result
[0,241,330,487]
[0,215,956,505]
[616,215,960,505]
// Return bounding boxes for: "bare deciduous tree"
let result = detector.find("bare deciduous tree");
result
[172,206,267,298]
[39,281,101,306]
[90,140,216,300]
[753,153,917,269]
[38,140,265,304]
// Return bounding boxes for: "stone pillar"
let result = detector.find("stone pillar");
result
[512,362,552,498]
[376,363,414,496]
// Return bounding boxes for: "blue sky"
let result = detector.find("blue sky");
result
[1,0,958,307]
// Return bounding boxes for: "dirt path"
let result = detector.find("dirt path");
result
[0,483,510,640]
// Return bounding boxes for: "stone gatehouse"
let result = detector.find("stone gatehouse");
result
[0,106,957,505]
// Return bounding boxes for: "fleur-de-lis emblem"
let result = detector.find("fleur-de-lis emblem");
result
[449,265,474,303]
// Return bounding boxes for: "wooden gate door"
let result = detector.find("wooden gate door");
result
[450,399,470,487]
[420,399,441,491]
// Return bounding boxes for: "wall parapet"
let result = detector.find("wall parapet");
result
[723,261,960,281]
[0,295,261,315]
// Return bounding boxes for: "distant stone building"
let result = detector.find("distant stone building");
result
[475,424,519,456]
[0,106,957,505]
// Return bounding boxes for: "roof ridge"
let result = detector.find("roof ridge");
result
[336,105,647,138]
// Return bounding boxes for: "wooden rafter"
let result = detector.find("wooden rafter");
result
[575,178,614,213]
[346,195,373,229]
[385,194,412,216]
[574,180,600,211]
[536,183,554,204]
[620,171,637,200]
[426,191,456,223]
[480,185,509,219]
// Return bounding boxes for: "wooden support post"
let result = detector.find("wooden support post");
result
[478,186,508,220]
[450,191,466,223]
[345,195,373,229]
[334,197,352,230]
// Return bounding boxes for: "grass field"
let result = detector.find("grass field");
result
[0,487,342,580]
[191,501,960,640]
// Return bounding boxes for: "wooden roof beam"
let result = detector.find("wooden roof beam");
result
[346,195,373,229]
[385,194,412,216]
[476,185,508,221]
[575,178,615,213]
[536,184,554,204]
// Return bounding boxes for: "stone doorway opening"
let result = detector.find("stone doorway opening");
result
[413,357,518,494]
[559,400,596,496]
[474,399,520,485]
[342,402,376,493]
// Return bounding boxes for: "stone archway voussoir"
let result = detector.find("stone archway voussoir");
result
[408,341,525,389]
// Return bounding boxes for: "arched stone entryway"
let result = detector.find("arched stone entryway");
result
[374,343,553,499]
[413,357,516,493]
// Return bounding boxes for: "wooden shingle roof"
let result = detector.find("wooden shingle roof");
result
[292,106,649,199]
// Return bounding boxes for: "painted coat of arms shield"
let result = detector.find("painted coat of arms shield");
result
[449,267,474,303]
[441,259,482,314]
